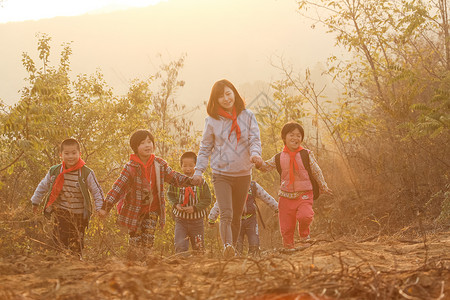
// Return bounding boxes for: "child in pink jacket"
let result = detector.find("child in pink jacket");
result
[258,122,332,249]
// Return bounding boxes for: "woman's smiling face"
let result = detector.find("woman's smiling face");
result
[217,86,235,113]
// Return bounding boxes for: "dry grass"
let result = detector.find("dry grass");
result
[0,232,448,300]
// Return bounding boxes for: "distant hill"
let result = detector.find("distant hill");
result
[0,0,337,127]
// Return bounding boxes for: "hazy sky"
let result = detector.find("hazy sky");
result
[0,0,166,23]
[0,0,340,124]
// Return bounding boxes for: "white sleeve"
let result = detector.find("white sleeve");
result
[30,171,52,206]
[254,182,278,211]
[194,118,215,176]
[309,151,329,191]
[248,111,262,157]
[86,171,105,211]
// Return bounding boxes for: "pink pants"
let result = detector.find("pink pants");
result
[278,191,314,248]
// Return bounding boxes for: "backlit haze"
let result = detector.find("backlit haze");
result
[0,0,338,125]
[0,0,166,23]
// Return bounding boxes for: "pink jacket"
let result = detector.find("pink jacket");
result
[279,151,313,192]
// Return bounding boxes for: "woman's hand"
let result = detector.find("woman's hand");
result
[191,175,203,186]
[250,155,263,168]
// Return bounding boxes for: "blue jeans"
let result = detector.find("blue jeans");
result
[174,217,205,253]
[236,214,259,254]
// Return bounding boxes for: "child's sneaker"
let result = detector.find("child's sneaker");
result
[280,247,297,254]
[222,243,235,259]
[300,235,311,242]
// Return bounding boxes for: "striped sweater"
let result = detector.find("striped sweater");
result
[31,165,104,218]
[167,182,212,219]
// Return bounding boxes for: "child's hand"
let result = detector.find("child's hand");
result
[176,204,184,211]
[97,209,108,218]
[322,188,333,196]
[257,161,269,172]
[32,205,39,214]
[250,155,263,168]
[191,175,203,186]
[184,206,194,214]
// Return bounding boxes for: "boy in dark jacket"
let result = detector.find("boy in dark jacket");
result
[168,152,212,254]
[31,138,106,256]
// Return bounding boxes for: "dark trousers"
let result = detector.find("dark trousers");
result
[174,217,205,253]
[52,208,86,254]
[236,214,260,255]
[212,174,251,246]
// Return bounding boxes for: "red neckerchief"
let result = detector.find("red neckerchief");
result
[46,158,86,208]
[218,106,241,146]
[283,145,304,186]
[130,154,155,183]
[182,187,195,207]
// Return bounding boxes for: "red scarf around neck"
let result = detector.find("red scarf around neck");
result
[182,187,195,207]
[218,106,241,146]
[283,145,304,186]
[45,158,86,208]
[130,154,156,183]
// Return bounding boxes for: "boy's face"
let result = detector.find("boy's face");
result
[181,157,196,177]
[60,144,81,168]
[285,128,303,151]
[137,136,154,159]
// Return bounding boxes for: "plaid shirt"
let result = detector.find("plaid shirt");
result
[103,157,193,230]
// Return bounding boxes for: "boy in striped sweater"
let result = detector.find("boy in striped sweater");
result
[167,152,212,254]
[31,138,106,256]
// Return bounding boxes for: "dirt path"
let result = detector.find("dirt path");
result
[1,232,449,299]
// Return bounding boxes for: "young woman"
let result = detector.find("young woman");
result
[192,79,263,258]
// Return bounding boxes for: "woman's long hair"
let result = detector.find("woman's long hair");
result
[206,79,246,119]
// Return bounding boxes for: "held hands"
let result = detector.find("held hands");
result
[208,220,216,227]
[191,175,203,186]
[183,206,194,214]
[176,204,194,214]
[250,155,263,168]
[97,209,108,219]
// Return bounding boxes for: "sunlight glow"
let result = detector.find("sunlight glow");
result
[0,0,167,23]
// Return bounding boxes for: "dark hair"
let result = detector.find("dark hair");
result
[206,79,246,119]
[281,122,305,144]
[60,138,80,153]
[130,129,155,154]
[180,151,197,166]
